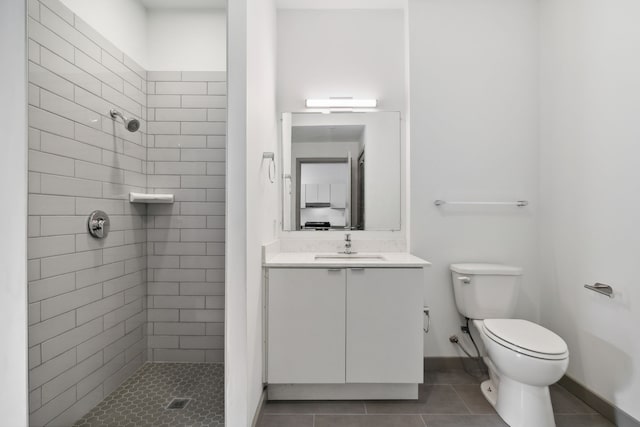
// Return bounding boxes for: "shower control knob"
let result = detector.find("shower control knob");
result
[88,210,110,239]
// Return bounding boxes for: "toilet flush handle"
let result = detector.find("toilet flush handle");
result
[458,276,471,284]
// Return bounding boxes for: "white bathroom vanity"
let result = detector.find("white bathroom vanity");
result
[263,251,430,400]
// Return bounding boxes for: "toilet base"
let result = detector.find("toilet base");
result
[484,375,555,427]
[480,379,497,407]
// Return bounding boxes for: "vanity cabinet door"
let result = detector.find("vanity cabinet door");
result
[267,268,346,384]
[346,268,424,383]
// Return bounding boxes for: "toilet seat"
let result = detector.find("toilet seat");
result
[482,319,568,360]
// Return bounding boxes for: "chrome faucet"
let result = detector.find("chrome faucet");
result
[344,233,352,254]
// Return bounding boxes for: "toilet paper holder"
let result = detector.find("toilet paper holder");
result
[584,283,613,298]
[423,307,430,334]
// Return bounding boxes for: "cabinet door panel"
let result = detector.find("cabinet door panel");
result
[330,184,347,208]
[268,268,346,384]
[346,268,424,383]
[317,183,330,203]
[305,184,318,203]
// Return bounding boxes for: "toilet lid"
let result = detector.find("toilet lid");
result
[450,263,522,275]
[483,319,568,359]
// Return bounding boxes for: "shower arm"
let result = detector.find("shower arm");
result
[110,109,124,120]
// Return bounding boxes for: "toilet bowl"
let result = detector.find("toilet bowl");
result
[473,319,569,427]
[450,264,569,427]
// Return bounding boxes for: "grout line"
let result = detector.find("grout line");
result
[450,384,473,415]
[30,298,144,356]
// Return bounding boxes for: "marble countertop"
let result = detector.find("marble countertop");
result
[263,252,431,268]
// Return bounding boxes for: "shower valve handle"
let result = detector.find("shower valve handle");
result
[88,210,110,239]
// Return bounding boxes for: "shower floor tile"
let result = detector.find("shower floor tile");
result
[73,362,224,427]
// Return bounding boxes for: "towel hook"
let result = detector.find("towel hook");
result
[263,152,276,184]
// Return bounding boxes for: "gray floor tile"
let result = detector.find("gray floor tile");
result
[73,363,224,427]
[365,385,469,414]
[555,414,615,427]
[425,369,483,385]
[452,384,496,414]
[316,414,426,427]
[257,369,612,427]
[257,414,314,427]
[263,400,365,414]
[551,384,598,414]
[422,414,508,427]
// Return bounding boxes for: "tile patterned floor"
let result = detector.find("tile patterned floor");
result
[257,369,615,427]
[73,363,224,427]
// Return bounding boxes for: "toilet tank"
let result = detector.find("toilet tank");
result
[450,263,523,319]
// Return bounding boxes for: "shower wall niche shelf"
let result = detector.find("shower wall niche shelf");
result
[129,192,175,204]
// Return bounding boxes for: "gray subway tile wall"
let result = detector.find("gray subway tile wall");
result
[146,71,226,364]
[27,1,148,425]
[26,0,226,425]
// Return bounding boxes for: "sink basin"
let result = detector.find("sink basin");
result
[314,254,386,261]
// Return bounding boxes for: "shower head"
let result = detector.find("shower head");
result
[110,109,140,132]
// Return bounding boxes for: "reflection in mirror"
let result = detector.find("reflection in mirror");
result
[282,112,401,231]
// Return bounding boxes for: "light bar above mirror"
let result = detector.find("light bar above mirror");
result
[305,98,378,108]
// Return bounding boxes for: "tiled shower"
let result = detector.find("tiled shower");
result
[26,0,225,425]
[146,71,226,363]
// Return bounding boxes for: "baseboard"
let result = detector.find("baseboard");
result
[267,383,418,400]
[251,388,267,427]
[558,375,640,427]
[424,357,639,427]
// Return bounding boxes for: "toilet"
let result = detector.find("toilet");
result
[450,263,569,427]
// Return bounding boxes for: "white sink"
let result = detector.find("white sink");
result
[314,254,386,261]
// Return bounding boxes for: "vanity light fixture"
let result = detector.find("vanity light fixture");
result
[305,98,378,109]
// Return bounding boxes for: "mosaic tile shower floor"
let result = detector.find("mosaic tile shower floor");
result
[73,363,224,427]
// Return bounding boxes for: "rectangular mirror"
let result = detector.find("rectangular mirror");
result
[281,112,401,231]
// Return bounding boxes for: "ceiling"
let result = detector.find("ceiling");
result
[140,0,226,9]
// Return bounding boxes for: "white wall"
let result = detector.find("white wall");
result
[277,9,405,112]
[60,0,148,65]
[226,0,279,425]
[539,0,640,421]
[225,0,249,423]
[277,0,406,9]
[246,0,279,419]
[292,143,360,165]
[409,0,540,356]
[300,163,348,185]
[59,0,226,71]
[147,9,226,71]
[0,0,28,425]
